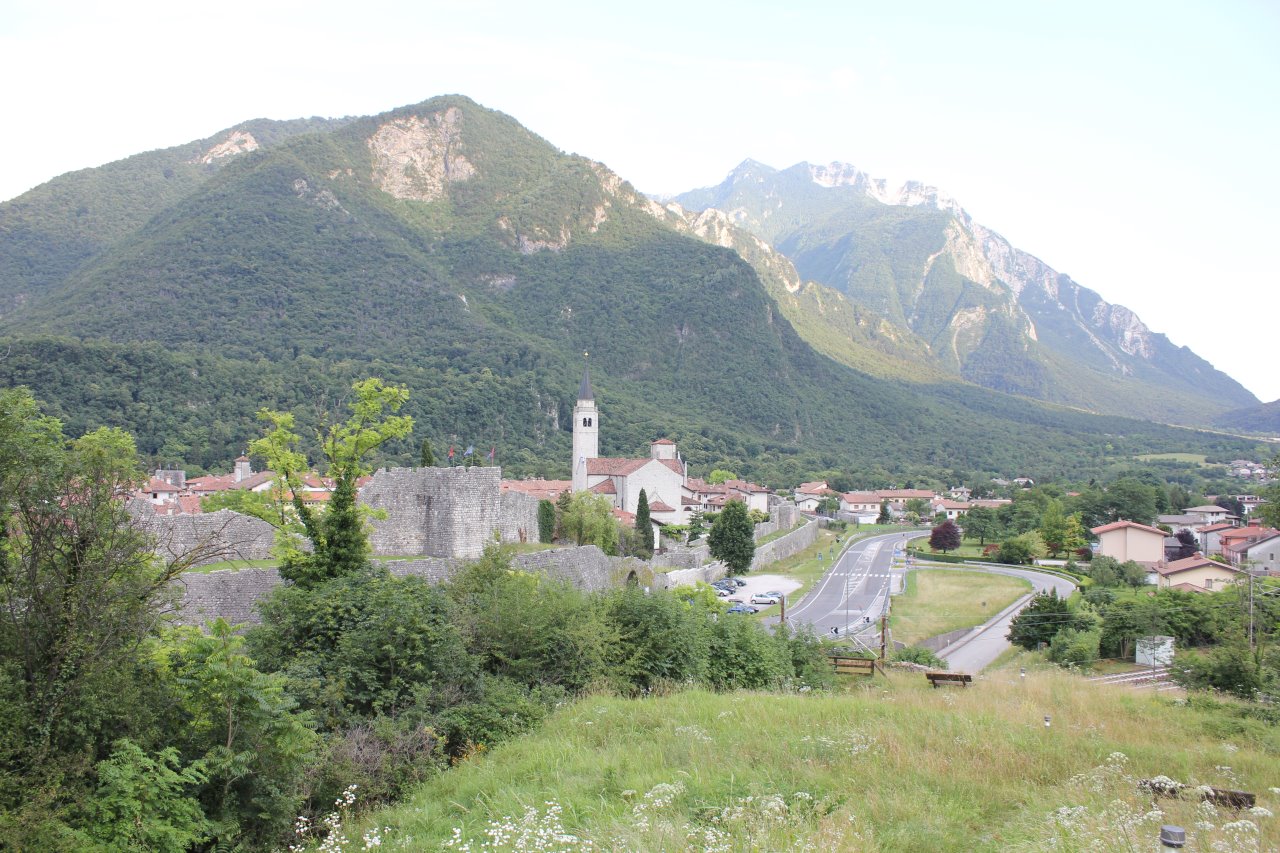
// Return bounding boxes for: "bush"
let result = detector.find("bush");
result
[1047,628,1100,669]
[893,646,947,669]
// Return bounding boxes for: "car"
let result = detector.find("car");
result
[763,590,785,599]
[730,578,747,587]
[727,596,744,603]
[726,604,758,614]
[712,579,735,590]
[715,587,730,597]
[750,594,780,605]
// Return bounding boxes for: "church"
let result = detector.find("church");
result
[571,367,689,529]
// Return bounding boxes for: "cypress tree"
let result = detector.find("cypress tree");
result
[420,438,435,467]
[635,489,654,557]
[537,499,556,543]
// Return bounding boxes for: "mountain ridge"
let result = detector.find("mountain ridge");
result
[674,160,1255,423]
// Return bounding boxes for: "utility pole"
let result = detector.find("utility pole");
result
[879,613,888,661]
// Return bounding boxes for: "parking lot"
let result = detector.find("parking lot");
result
[717,573,802,611]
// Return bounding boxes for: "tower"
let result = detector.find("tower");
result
[572,365,598,493]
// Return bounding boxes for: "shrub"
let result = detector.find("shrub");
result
[1047,628,1101,669]
[893,646,947,669]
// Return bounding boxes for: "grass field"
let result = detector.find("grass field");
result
[891,569,1032,645]
[336,668,1280,851]
[1135,452,1210,465]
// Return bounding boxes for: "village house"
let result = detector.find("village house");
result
[1242,532,1280,574]
[930,498,971,521]
[1220,523,1280,567]
[1196,521,1237,555]
[1091,520,1166,564]
[1152,554,1245,592]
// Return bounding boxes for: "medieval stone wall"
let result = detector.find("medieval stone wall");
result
[360,466,501,558]
[751,518,819,571]
[139,509,276,567]
[499,490,541,545]
[170,545,651,627]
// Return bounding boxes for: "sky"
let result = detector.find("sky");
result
[2,0,1277,401]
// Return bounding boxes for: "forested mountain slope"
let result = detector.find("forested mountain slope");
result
[0,97,1259,482]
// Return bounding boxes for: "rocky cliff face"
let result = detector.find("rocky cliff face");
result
[673,160,1257,422]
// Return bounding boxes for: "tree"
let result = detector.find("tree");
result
[708,499,755,575]
[1174,529,1198,560]
[253,378,413,588]
[1038,499,1069,558]
[1007,589,1074,649]
[996,531,1047,565]
[634,489,654,557]
[962,505,998,545]
[559,492,620,554]
[904,497,930,518]
[537,499,556,544]
[929,519,962,553]
[876,501,892,524]
[420,438,435,467]
[687,509,707,542]
[818,494,840,517]
[0,389,208,844]
[707,469,738,485]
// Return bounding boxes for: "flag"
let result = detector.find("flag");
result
[464,445,474,457]
[488,446,495,462]
[448,446,454,459]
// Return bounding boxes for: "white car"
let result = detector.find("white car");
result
[750,594,780,605]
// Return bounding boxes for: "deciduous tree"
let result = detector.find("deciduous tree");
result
[929,519,962,553]
[709,499,755,575]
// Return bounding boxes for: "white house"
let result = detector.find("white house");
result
[1091,520,1166,564]
[1243,533,1280,574]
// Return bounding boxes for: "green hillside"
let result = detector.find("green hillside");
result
[0,96,1262,482]
[339,673,1280,851]
[675,162,1257,425]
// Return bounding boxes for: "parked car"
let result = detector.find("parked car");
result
[750,594,780,605]
[727,596,744,603]
[763,590,784,599]
[729,578,747,587]
[727,604,758,614]
[715,587,730,597]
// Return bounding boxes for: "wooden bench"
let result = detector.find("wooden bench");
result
[925,671,973,688]
[828,655,881,677]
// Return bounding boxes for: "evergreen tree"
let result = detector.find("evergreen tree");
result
[709,499,756,575]
[929,519,962,553]
[687,510,706,542]
[420,438,435,467]
[537,499,556,544]
[876,501,892,524]
[1007,589,1073,649]
[635,489,654,557]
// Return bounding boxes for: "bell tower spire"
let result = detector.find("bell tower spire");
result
[572,353,598,493]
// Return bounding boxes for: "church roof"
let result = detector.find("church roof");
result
[578,366,594,402]
[591,479,617,495]
[587,458,649,476]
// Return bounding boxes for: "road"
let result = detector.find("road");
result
[780,530,918,651]
[931,564,1076,672]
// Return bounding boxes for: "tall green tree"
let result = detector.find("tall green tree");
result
[635,489,654,557]
[876,501,892,524]
[420,438,435,467]
[1007,589,1074,649]
[709,499,755,575]
[1038,499,1069,558]
[252,378,412,588]
[536,499,556,544]
[962,505,999,544]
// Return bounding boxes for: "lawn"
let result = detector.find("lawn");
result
[1135,452,1209,465]
[340,669,1280,851]
[891,569,1032,646]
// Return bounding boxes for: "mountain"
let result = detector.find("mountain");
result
[1214,398,1280,436]
[0,96,1260,483]
[674,161,1257,424]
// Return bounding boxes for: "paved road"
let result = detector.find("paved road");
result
[932,564,1076,673]
[781,531,920,649]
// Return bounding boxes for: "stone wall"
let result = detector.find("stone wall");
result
[653,561,728,591]
[499,490,542,545]
[140,509,276,567]
[170,545,653,627]
[750,519,819,571]
[360,466,501,558]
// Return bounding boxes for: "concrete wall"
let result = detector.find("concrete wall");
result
[653,561,728,591]
[751,519,819,571]
[360,466,502,558]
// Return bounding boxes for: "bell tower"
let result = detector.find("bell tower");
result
[572,361,598,493]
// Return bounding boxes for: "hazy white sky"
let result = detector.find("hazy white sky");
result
[3,0,1277,401]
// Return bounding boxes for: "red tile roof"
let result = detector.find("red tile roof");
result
[1154,555,1235,577]
[586,457,649,476]
[648,499,676,512]
[501,479,572,500]
[1091,520,1166,537]
[650,438,676,445]
[591,479,617,495]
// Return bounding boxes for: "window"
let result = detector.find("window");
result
[583,417,592,427]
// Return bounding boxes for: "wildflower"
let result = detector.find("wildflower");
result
[1248,806,1273,818]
